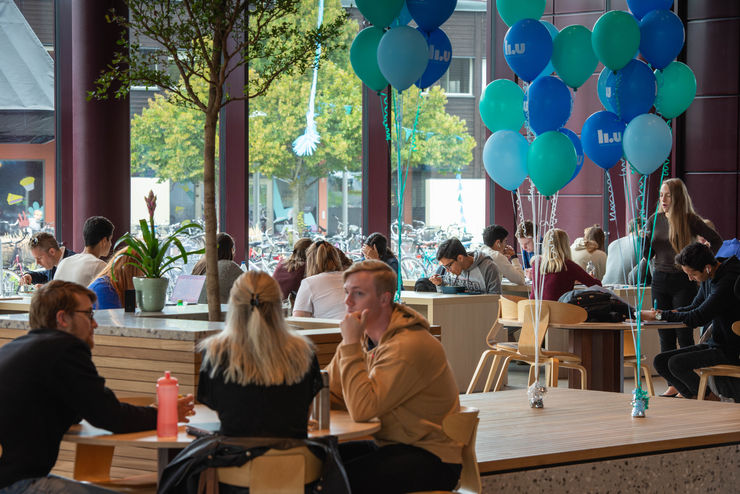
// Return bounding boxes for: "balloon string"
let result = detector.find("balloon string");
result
[380,90,391,142]
[605,169,618,226]
[614,69,623,119]
[393,89,404,302]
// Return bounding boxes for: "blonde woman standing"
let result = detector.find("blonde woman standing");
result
[531,228,601,301]
[642,178,721,397]
[197,270,322,438]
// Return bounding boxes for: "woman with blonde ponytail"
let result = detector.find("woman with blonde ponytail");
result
[197,270,322,437]
[642,178,722,397]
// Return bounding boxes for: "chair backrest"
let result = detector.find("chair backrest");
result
[516,300,550,356]
[540,300,587,324]
[217,446,322,494]
[623,331,636,357]
[443,406,481,494]
[499,295,526,319]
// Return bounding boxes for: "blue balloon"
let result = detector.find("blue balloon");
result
[623,113,673,175]
[377,26,429,91]
[581,111,627,170]
[535,21,559,80]
[627,0,673,21]
[559,128,584,184]
[604,59,656,122]
[390,1,413,28]
[415,28,452,89]
[483,130,529,191]
[526,75,572,135]
[597,67,615,112]
[504,18,553,82]
[406,0,457,32]
[639,9,684,70]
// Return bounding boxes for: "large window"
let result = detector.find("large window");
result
[439,57,473,96]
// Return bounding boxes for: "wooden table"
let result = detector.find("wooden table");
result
[0,296,32,313]
[500,282,529,297]
[499,318,684,392]
[400,291,499,390]
[460,388,740,476]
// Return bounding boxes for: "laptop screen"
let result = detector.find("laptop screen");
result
[169,275,206,304]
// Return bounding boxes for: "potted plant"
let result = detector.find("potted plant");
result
[115,190,204,311]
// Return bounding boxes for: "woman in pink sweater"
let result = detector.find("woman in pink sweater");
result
[530,228,601,301]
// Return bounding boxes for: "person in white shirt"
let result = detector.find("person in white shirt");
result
[479,225,526,285]
[603,219,640,285]
[54,216,114,287]
[570,224,608,280]
[293,240,346,319]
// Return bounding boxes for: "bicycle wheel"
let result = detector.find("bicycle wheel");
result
[400,257,423,281]
[1,270,21,296]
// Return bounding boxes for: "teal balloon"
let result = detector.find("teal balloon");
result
[528,131,577,196]
[350,27,388,92]
[623,113,672,175]
[496,0,546,27]
[377,26,429,91]
[552,25,598,89]
[356,0,404,28]
[654,61,696,119]
[592,11,640,71]
[479,79,525,132]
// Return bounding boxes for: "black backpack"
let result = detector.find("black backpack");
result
[558,289,633,322]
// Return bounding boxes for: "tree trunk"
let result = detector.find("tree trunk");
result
[203,108,221,321]
[291,179,304,237]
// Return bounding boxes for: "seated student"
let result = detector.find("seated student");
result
[272,238,313,299]
[430,237,501,294]
[197,271,322,437]
[0,280,194,493]
[361,232,399,275]
[20,232,76,286]
[293,241,346,319]
[643,242,740,399]
[479,224,526,285]
[327,261,462,494]
[54,216,114,287]
[603,219,640,285]
[570,224,608,280]
[88,247,143,309]
[532,228,601,301]
[191,232,243,304]
[515,220,536,270]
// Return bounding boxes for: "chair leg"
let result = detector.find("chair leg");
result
[697,373,709,401]
[578,365,588,390]
[641,363,655,396]
[466,351,493,394]
[481,355,503,393]
[493,356,512,392]
[527,364,536,387]
[549,358,560,387]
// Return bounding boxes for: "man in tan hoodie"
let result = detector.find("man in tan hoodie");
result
[326,260,462,494]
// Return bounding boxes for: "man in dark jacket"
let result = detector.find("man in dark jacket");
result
[19,232,76,286]
[0,281,195,492]
[642,243,740,399]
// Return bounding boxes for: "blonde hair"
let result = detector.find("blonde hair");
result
[661,178,699,254]
[541,229,571,274]
[304,241,342,277]
[98,247,144,305]
[197,270,314,386]
[343,259,396,296]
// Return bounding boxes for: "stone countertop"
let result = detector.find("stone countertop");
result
[0,308,224,341]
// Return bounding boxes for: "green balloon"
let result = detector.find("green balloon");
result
[592,11,640,71]
[552,25,598,89]
[350,27,388,92]
[528,131,577,197]
[356,0,404,28]
[655,61,696,119]
[496,0,546,27]
[479,79,525,132]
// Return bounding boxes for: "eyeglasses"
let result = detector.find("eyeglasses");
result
[74,309,95,321]
[442,259,455,270]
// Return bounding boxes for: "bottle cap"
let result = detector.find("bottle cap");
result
[157,371,178,385]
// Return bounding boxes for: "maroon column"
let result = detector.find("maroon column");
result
[57,0,130,251]
[362,85,391,238]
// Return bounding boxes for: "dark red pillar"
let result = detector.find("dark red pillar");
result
[362,85,392,238]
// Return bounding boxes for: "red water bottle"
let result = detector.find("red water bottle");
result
[157,371,179,438]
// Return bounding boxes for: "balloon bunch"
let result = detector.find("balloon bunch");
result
[349,0,457,93]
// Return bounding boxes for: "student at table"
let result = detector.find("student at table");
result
[515,220,535,270]
[603,219,640,285]
[197,271,322,437]
[87,247,143,309]
[327,260,462,494]
[570,224,608,280]
[643,242,740,400]
[190,232,242,303]
[479,224,526,285]
[20,232,76,286]
[293,241,346,319]
[642,178,722,396]
[0,281,194,493]
[361,232,399,275]
[272,237,312,299]
[531,228,601,301]
[54,216,114,287]
[431,237,501,294]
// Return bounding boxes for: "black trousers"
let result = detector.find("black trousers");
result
[653,344,734,398]
[652,270,697,353]
[338,440,461,494]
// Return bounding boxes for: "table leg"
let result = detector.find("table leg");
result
[157,448,181,483]
[569,329,624,392]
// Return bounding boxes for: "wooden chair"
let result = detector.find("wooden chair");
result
[623,331,655,396]
[216,446,323,493]
[410,406,481,494]
[697,321,740,400]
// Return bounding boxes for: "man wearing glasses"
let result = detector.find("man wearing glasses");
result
[0,281,195,493]
[430,237,501,294]
[20,233,76,286]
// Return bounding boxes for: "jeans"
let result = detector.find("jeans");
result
[0,476,118,494]
[338,441,461,494]
[653,344,733,398]
[652,270,697,357]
